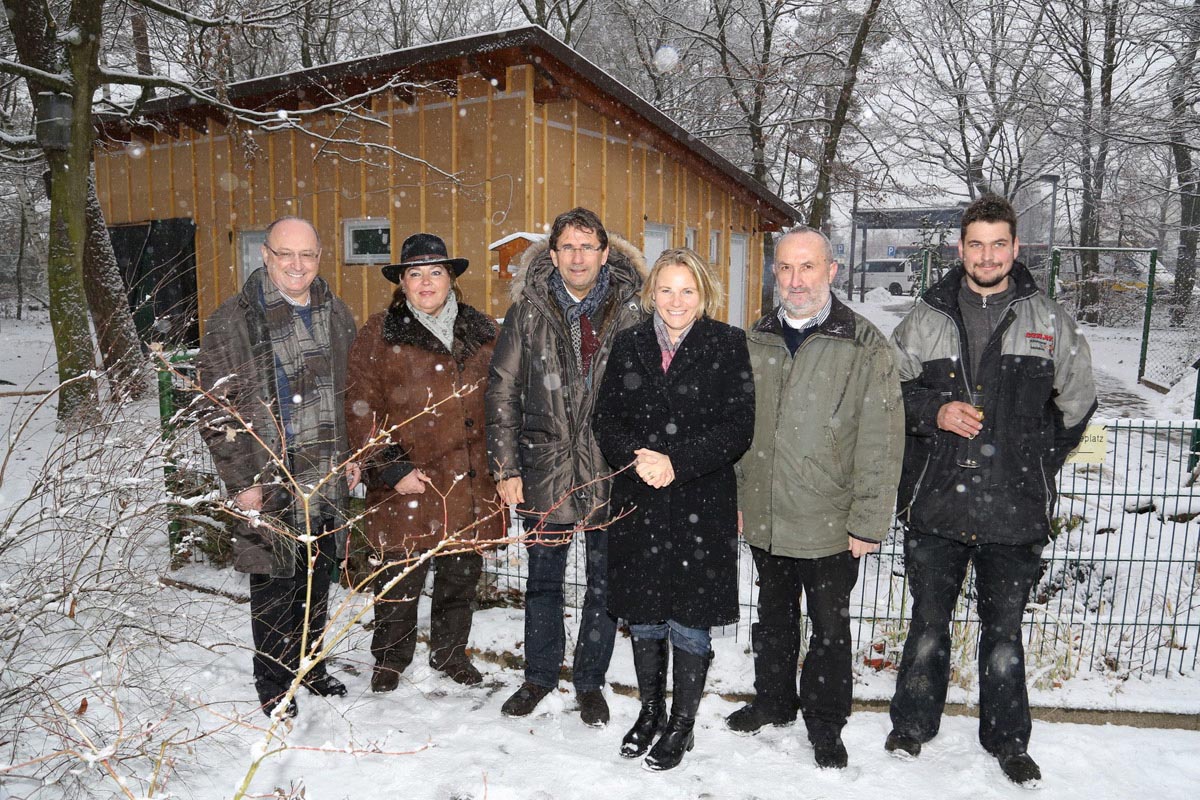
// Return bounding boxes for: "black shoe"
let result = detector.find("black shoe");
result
[578,689,610,728]
[263,696,298,719]
[812,735,849,769]
[501,681,553,717]
[435,657,483,686]
[621,637,669,758]
[303,672,347,697]
[724,702,796,735]
[885,730,922,760]
[371,663,403,693]
[256,678,298,719]
[643,647,710,771]
[998,752,1042,787]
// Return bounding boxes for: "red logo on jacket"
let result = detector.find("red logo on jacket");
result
[1025,331,1054,355]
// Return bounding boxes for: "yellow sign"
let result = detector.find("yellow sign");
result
[1066,424,1108,464]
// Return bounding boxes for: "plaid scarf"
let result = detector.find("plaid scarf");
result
[550,264,611,377]
[257,268,345,532]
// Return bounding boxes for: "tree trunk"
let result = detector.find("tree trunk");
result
[7,0,104,422]
[1168,0,1200,325]
[1074,0,1119,324]
[85,176,149,399]
[45,151,100,422]
[806,0,885,231]
[15,185,28,322]
[131,4,155,99]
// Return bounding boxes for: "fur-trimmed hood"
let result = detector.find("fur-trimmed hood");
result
[508,234,648,303]
[381,301,497,364]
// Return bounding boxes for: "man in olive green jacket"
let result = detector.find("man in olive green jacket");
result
[729,228,904,769]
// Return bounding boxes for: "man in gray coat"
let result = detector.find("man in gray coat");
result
[729,228,904,769]
[486,207,645,726]
[198,216,359,718]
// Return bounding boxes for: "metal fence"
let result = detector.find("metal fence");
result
[1049,246,1200,393]
[481,419,1200,681]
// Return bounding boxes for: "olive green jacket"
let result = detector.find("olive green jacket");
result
[737,297,904,559]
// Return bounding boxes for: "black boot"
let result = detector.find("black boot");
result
[644,647,710,771]
[620,637,669,758]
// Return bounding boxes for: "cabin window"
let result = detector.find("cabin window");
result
[643,223,673,265]
[344,219,391,264]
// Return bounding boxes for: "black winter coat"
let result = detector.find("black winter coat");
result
[593,316,755,628]
[891,262,1097,546]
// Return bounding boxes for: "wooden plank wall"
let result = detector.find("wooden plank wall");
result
[95,64,766,330]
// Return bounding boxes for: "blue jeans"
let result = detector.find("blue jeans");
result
[889,531,1044,757]
[523,523,617,692]
[629,620,712,657]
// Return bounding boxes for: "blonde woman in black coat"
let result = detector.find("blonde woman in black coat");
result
[593,248,754,771]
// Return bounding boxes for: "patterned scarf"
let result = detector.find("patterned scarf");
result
[653,311,695,373]
[406,292,459,352]
[550,264,611,376]
[257,268,345,531]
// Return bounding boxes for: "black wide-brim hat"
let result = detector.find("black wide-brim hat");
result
[381,232,469,283]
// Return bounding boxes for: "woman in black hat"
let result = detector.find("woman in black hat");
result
[345,233,504,691]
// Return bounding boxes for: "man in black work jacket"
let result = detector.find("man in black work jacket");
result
[885,195,1096,787]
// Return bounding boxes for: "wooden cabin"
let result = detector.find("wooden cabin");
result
[94,26,799,339]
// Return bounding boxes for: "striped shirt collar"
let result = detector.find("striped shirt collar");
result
[778,295,832,331]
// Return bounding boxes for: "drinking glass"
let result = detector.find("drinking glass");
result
[957,389,986,469]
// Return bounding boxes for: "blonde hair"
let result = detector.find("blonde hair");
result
[640,247,724,317]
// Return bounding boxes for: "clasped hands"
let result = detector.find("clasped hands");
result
[634,448,675,489]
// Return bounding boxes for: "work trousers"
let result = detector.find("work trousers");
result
[749,545,861,740]
[889,531,1044,757]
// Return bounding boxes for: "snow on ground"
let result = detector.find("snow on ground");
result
[3,304,1199,799]
[168,648,1200,800]
[103,579,1200,800]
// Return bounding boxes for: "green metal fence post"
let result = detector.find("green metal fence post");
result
[156,349,191,557]
[157,352,175,436]
[1137,249,1158,385]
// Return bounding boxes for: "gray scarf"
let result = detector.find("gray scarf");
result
[549,264,611,374]
[407,292,459,352]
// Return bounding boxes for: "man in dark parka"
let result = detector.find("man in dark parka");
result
[486,207,646,726]
[885,195,1096,787]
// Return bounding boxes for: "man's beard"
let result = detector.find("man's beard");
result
[969,264,1010,288]
[781,289,827,318]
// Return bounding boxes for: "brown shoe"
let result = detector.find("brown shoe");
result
[435,656,483,686]
[371,663,403,693]
[501,681,553,717]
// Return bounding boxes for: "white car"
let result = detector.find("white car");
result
[842,257,920,296]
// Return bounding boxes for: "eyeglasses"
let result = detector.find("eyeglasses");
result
[264,243,320,265]
[555,244,602,255]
